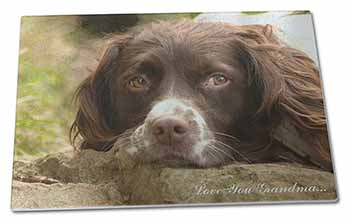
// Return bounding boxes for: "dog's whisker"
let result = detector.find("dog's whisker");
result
[207,143,235,160]
[212,135,241,146]
[207,145,228,162]
[206,147,224,164]
[205,149,219,161]
[207,144,236,161]
[201,128,240,143]
[211,140,251,163]
[212,132,240,143]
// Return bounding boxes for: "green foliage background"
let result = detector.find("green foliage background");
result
[15,16,77,158]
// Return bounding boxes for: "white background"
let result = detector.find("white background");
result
[0,0,349,222]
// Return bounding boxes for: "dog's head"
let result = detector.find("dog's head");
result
[70,20,331,169]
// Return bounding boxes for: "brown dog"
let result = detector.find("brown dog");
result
[70,20,332,171]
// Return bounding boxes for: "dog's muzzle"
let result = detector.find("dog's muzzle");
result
[122,98,217,166]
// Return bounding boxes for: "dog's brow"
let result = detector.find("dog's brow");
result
[121,55,163,78]
[190,59,236,77]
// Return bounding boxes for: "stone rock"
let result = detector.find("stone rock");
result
[11,149,337,210]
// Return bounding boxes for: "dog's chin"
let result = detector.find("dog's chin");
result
[151,147,227,168]
[149,153,197,167]
[125,138,225,168]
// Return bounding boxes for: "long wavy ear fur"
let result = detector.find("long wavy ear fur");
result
[70,35,132,151]
[233,24,332,170]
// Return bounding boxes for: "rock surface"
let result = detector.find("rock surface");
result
[11,149,337,210]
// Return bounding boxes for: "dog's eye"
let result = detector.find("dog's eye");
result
[127,76,149,91]
[205,73,230,87]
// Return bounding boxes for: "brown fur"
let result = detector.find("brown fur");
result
[70,20,332,171]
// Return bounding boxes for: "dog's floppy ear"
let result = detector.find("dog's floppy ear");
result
[233,24,332,170]
[70,35,132,151]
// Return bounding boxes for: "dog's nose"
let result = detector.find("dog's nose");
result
[152,116,189,145]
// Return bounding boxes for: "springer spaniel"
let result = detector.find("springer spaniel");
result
[70,20,332,171]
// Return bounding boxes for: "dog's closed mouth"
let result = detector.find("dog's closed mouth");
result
[151,153,196,167]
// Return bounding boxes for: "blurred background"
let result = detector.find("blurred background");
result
[15,11,314,160]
